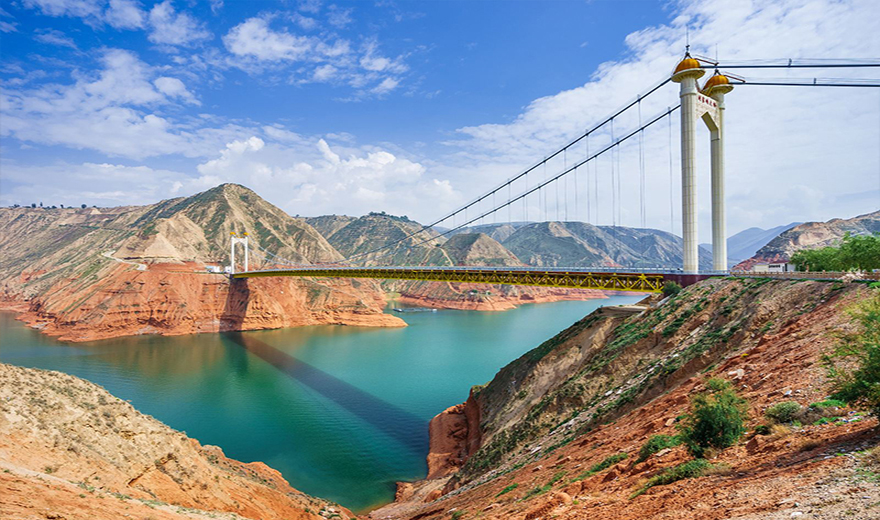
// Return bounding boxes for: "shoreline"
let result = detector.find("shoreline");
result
[0,287,625,344]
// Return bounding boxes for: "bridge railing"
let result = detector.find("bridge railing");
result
[240,264,730,276]
[729,270,880,281]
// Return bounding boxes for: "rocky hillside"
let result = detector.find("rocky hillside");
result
[441,233,521,267]
[312,214,605,310]
[446,221,712,269]
[0,363,355,520]
[446,222,531,243]
[0,184,402,342]
[737,210,880,269]
[371,278,880,519]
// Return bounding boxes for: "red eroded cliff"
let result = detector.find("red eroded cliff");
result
[8,262,403,342]
[426,389,482,480]
[395,282,608,312]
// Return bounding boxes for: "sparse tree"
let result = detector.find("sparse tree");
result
[31,203,36,208]
[825,291,880,417]
[81,204,87,209]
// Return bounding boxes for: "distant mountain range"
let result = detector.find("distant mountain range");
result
[700,222,802,266]
[311,216,712,270]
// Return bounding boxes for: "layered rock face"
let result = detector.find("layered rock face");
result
[0,184,403,342]
[736,209,880,269]
[372,278,880,519]
[0,363,355,520]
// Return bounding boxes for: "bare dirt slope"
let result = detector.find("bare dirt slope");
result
[0,363,355,520]
[371,278,880,519]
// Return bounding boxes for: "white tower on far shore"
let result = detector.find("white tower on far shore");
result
[230,232,249,274]
[671,51,734,272]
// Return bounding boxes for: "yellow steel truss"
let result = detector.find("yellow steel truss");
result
[233,268,665,293]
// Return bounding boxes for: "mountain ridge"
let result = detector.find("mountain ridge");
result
[0,183,402,341]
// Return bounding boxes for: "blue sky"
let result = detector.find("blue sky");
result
[1,0,879,239]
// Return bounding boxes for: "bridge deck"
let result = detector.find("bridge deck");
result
[232,266,718,293]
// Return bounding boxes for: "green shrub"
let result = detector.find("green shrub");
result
[824,293,880,416]
[662,281,683,298]
[705,377,732,392]
[451,511,466,520]
[495,483,518,497]
[521,483,551,500]
[764,401,802,424]
[636,435,682,463]
[810,399,846,409]
[791,233,880,272]
[631,459,711,498]
[754,424,771,435]
[547,471,566,485]
[678,385,747,457]
[572,452,628,481]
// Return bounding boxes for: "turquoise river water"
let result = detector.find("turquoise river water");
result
[0,295,641,512]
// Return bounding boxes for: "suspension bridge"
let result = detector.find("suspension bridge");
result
[230,51,880,294]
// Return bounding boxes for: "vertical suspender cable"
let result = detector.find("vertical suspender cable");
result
[616,140,622,227]
[555,161,560,221]
[610,118,616,228]
[585,132,590,223]
[638,97,646,228]
[595,129,599,224]
[668,106,675,234]
[543,159,548,221]
[564,148,569,221]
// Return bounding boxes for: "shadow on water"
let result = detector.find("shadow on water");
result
[221,278,428,455]
[222,331,429,455]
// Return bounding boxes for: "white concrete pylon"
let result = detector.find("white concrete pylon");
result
[672,54,733,273]
[671,54,705,273]
[703,72,734,272]
[230,233,249,274]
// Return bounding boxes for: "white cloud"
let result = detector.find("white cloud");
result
[20,0,146,30]
[359,39,406,73]
[1,49,234,159]
[148,0,211,46]
[22,0,102,19]
[181,135,453,218]
[327,5,353,28]
[292,12,318,30]
[0,160,190,208]
[312,63,337,81]
[298,0,322,15]
[34,28,78,49]
[370,77,399,95]
[224,16,312,61]
[222,16,405,98]
[0,6,18,33]
[106,0,145,29]
[153,76,199,105]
